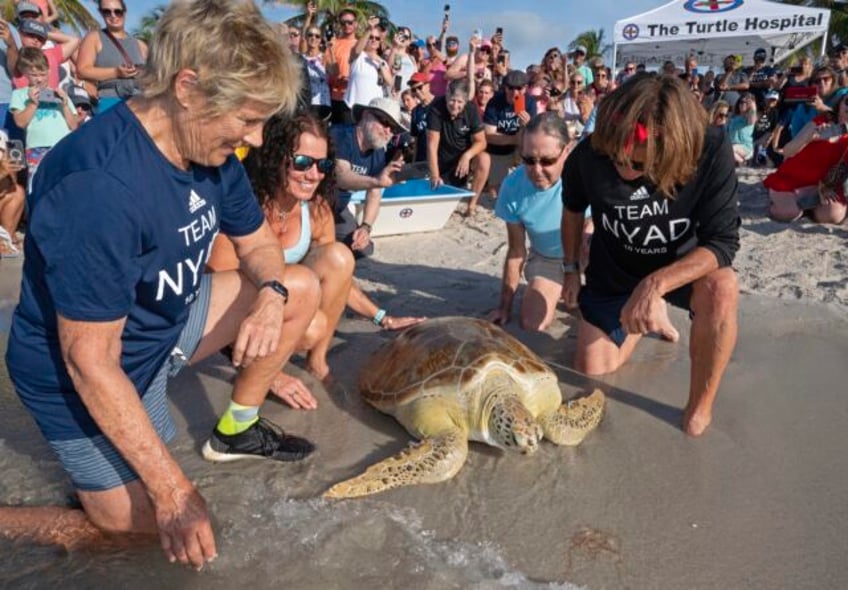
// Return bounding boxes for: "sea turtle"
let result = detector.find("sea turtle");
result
[324,317,605,499]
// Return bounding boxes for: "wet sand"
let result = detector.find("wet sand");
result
[1,170,847,588]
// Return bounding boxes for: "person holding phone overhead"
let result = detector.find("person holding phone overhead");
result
[77,0,147,113]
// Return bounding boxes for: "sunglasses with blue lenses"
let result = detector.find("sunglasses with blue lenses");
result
[291,154,334,173]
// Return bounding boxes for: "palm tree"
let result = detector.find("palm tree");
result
[1,0,97,34]
[266,0,396,35]
[133,4,167,45]
[568,29,612,59]
[775,1,848,50]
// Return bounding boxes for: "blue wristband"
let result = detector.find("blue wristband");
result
[372,309,387,326]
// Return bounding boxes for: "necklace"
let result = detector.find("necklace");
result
[265,199,298,239]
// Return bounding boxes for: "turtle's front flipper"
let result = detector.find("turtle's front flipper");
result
[323,431,468,499]
[541,388,605,446]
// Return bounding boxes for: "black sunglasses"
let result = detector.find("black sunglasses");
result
[521,155,559,167]
[521,146,565,167]
[291,154,334,173]
[99,8,125,17]
[340,19,356,25]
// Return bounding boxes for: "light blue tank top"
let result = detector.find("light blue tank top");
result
[283,201,311,264]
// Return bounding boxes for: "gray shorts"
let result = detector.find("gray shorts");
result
[48,274,212,492]
[524,250,564,285]
[488,152,517,188]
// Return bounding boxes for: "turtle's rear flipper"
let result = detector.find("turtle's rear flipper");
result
[323,431,468,499]
[541,388,605,446]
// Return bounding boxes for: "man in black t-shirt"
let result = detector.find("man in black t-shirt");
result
[561,74,740,438]
[427,79,488,215]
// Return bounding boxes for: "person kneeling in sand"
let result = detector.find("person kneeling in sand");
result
[487,112,590,331]
[208,112,423,409]
[561,74,740,437]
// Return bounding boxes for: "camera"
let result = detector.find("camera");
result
[495,27,503,36]
[817,122,848,140]
[37,88,62,104]
[7,140,25,168]
[444,4,451,14]
[324,27,334,41]
[548,86,563,98]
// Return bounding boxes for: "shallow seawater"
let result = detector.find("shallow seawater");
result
[0,291,582,589]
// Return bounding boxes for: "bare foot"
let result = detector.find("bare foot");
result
[462,205,477,218]
[683,406,712,437]
[269,372,318,410]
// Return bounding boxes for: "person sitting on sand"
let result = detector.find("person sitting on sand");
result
[488,113,586,331]
[561,73,740,437]
[763,93,848,225]
[331,96,405,258]
[208,111,423,409]
[1,0,317,569]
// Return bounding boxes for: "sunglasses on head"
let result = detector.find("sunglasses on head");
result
[291,154,334,174]
[99,8,125,17]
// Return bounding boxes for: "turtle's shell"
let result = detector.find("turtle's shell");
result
[359,317,554,411]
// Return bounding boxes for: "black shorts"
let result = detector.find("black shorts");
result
[578,283,693,347]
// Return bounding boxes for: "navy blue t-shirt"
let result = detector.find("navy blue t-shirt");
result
[483,91,538,156]
[410,103,430,162]
[330,123,386,211]
[5,102,264,440]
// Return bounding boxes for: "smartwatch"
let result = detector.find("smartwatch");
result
[259,280,289,303]
[561,261,579,275]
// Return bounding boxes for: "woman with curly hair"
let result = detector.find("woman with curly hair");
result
[208,111,354,407]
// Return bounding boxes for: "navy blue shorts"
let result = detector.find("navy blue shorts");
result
[578,283,693,347]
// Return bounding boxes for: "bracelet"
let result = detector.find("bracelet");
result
[358,221,373,232]
[372,308,387,326]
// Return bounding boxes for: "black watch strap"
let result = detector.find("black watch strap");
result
[259,280,289,303]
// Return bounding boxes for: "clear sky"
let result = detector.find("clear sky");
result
[120,0,665,69]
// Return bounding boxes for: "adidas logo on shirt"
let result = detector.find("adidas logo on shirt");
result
[188,190,207,214]
[629,186,650,201]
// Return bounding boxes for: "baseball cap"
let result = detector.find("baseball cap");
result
[69,85,92,108]
[503,70,528,88]
[16,1,42,17]
[352,97,409,133]
[408,72,433,85]
[765,90,780,101]
[19,19,49,40]
[754,48,767,59]
[575,45,588,55]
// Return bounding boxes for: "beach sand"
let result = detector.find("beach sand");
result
[1,169,847,588]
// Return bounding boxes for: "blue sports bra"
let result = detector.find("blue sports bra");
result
[284,201,311,264]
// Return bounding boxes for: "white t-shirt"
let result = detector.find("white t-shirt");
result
[344,52,386,109]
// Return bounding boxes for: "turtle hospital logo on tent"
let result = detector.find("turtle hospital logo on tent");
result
[684,0,743,14]
[624,1,825,41]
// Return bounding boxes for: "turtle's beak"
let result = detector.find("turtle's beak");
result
[514,423,543,454]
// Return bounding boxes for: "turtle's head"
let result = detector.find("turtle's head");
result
[487,395,543,454]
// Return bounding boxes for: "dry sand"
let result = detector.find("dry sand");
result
[1,168,847,588]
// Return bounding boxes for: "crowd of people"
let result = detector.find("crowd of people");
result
[0,0,844,573]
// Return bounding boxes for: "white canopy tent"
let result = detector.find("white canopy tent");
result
[612,0,831,69]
